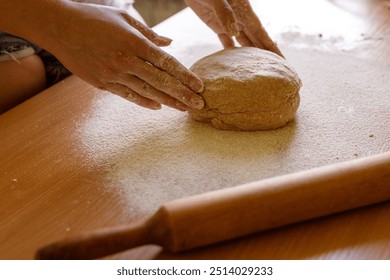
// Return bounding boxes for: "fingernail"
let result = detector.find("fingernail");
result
[191,79,204,93]
[160,35,173,42]
[197,83,204,93]
[156,36,173,46]
[191,96,205,109]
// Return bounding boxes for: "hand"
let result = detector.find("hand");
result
[184,0,283,57]
[46,3,204,111]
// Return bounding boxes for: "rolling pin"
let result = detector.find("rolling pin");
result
[36,151,390,259]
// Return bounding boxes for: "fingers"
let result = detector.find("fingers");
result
[218,33,235,48]
[211,0,283,56]
[230,1,284,57]
[105,82,162,110]
[116,74,189,111]
[92,7,204,111]
[235,31,254,47]
[139,43,204,94]
[120,15,205,110]
[210,0,239,36]
[124,12,172,47]
[122,11,204,95]
[244,19,284,57]
[127,56,204,109]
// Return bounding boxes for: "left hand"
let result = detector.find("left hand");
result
[44,3,204,111]
[184,0,283,57]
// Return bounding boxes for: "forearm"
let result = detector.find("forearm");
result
[0,0,72,49]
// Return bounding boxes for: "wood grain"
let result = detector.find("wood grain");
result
[36,152,390,259]
[1,0,390,260]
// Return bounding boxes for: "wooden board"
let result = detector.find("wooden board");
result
[0,0,389,259]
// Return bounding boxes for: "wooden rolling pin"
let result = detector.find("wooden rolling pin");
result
[36,151,390,259]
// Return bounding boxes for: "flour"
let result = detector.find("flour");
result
[75,46,390,218]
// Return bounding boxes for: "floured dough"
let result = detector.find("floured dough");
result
[188,47,302,131]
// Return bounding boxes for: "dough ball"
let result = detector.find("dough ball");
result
[188,47,302,131]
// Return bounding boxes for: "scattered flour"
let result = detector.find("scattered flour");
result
[74,45,390,218]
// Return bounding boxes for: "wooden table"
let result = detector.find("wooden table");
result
[1,0,389,260]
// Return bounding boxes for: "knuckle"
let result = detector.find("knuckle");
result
[139,81,152,96]
[126,56,138,66]
[156,55,175,71]
[108,83,128,98]
[126,90,139,102]
[157,73,173,88]
[126,91,135,100]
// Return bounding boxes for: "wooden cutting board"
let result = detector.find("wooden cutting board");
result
[0,0,389,259]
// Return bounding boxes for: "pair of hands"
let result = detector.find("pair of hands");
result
[55,0,282,111]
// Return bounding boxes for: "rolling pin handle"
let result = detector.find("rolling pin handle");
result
[35,217,157,260]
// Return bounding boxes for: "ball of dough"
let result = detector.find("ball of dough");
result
[188,47,302,131]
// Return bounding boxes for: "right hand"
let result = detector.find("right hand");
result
[46,3,204,111]
[184,0,283,57]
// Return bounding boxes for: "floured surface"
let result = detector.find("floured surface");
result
[76,46,390,217]
[1,0,389,260]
